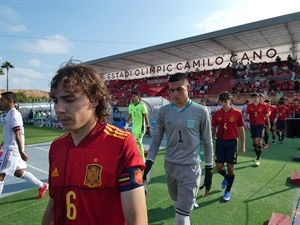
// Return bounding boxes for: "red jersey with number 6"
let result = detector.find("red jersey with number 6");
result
[48,122,145,225]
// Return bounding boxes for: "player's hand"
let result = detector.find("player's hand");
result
[143,160,153,182]
[199,165,213,196]
[145,126,151,136]
[239,146,246,155]
[20,151,29,161]
[124,122,129,130]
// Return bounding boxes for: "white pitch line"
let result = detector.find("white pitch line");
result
[27,164,49,174]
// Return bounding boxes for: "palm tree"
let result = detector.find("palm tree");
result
[1,61,14,92]
[0,68,4,91]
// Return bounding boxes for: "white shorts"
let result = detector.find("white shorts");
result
[0,149,27,176]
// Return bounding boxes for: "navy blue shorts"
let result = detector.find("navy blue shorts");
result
[215,139,237,164]
[276,120,285,130]
[250,125,265,138]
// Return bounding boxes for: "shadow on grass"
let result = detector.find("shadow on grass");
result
[148,205,174,224]
[1,178,48,197]
[0,196,36,205]
[149,175,166,184]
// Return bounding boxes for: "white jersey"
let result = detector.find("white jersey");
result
[147,100,213,165]
[3,108,25,152]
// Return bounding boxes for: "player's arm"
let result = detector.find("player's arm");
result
[121,186,148,224]
[144,112,151,135]
[200,109,214,196]
[42,198,55,225]
[265,114,271,130]
[211,126,216,138]
[124,114,132,130]
[238,126,246,155]
[14,129,28,161]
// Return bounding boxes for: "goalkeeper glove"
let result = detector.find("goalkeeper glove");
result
[199,165,213,196]
[124,122,129,130]
[143,160,153,182]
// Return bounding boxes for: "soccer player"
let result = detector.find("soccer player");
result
[292,98,300,118]
[124,91,150,162]
[211,92,245,202]
[245,93,270,166]
[258,93,271,149]
[276,100,290,144]
[42,61,148,225]
[0,92,48,199]
[264,99,279,145]
[143,73,213,225]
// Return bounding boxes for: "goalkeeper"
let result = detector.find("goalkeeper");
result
[124,91,151,162]
[143,73,214,225]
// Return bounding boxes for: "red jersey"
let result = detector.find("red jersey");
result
[292,104,300,116]
[212,107,244,140]
[269,105,279,122]
[277,106,290,120]
[245,103,269,125]
[48,122,145,225]
[284,103,291,114]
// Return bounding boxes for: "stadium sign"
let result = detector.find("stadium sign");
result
[105,48,278,80]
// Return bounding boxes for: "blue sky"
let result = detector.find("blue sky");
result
[1,0,299,92]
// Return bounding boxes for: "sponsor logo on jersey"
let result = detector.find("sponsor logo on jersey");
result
[51,167,59,177]
[229,115,235,122]
[84,164,102,188]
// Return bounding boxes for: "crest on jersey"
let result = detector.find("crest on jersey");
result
[229,116,235,122]
[187,119,195,128]
[84,164,102,188]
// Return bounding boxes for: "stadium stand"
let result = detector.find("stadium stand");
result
[107,59,300,107]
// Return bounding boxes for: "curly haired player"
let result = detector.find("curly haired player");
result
[42,61,147,225]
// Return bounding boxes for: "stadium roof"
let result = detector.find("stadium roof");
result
[85,12,300,74]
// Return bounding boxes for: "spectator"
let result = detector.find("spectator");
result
[294,77,299,95]
[275,55,281,67]
[24,109,33,124]
[276,90,284,100]
[112,105,120,119]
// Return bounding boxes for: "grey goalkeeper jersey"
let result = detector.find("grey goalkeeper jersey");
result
[147,100,213,165]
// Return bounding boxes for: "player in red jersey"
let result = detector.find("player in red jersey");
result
[42,61,148,225]
[264,99,279,145]
[258,93,271,149]
[245,93,270,166]
[292,98,300,118]
[276,100,290,144]
[211,92,245,202]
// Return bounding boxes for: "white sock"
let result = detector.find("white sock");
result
[175,212,190,225]
[0,181,4,195]
[20,171,43,188]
